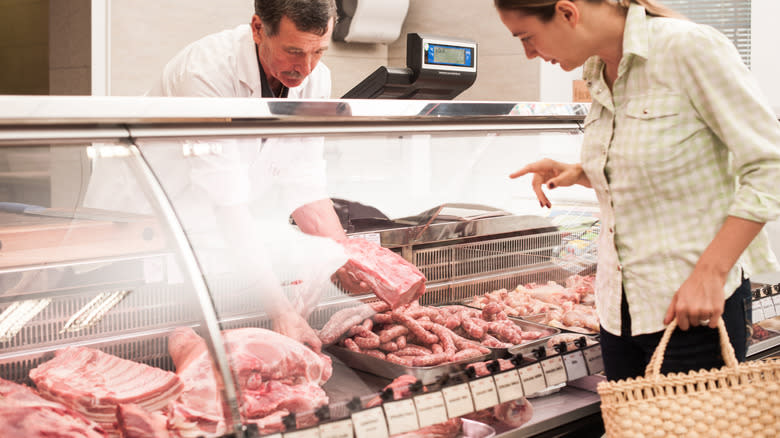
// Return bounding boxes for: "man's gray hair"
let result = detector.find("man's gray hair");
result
[254,0,337,36]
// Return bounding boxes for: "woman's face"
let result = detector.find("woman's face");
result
[498,5,589,71]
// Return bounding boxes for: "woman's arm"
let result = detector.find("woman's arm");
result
[664,216,764,330]
[510,158,592,208]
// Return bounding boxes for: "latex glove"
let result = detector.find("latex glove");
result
[509,158,590,208]
[663,266,726,331]
[331,266,374,295]
[273,312,323,353]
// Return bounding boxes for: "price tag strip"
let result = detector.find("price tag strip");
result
[583,345,605,375]
[352,407,389,438]
[773,294,780,310]
[382,399,419,435]
[540,356,567,387]
[494,370,524,403]
[469,377,499,411]
[319,419,354,438]
[413,392,448,428]
[284,428,321,438]
[441,383,475,418]
[761,296,777,319]
[753,300,766,323]
[562,351,589,381]
[519,363,546,396]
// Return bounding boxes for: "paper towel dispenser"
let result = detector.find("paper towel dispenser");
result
[342,33,477,100]
[334,0,410,43]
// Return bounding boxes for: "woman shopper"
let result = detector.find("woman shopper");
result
[496,0,780,381]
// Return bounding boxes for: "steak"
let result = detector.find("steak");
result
[29,346,184,430]
[338,238,426,308]
[0,377,107,437]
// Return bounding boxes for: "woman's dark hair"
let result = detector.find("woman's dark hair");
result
[493,0,681,22]
[254,0,337,36]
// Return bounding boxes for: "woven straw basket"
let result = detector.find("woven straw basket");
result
[597,319,780,438]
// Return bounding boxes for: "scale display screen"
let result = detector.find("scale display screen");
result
[424,43,473,68]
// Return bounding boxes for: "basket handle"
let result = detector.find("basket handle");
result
[644,318,739,378]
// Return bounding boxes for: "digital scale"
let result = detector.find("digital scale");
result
[342,33,478,100]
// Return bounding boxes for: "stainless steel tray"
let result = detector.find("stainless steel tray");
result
[327,345,491,385]
[439,304,560,358]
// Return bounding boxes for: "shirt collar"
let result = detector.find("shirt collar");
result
[582,3,649,83]
[237,25,263,97]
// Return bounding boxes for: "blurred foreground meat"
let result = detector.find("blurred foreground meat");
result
[168,327,333,436]
[28,346,183,434]
[0,377,107,437]
[337,239,426,308]
[116,403,170,438]
[464,359,534,427]
[367,375,462,438]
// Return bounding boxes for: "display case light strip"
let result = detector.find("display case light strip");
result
[0,299,52,342]
[60,290,131,333]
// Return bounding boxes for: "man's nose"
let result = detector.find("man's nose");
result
[297,54,315,76]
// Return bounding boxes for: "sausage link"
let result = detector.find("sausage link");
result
[395,345,432,356]
[412,353,449,367]
[451,348,486,362]
[378,325,409,344]
[392,312,439,345]
[386,354,414,366]
[343,338,361,352]
[362,349,387,360]
[354,333,381,350]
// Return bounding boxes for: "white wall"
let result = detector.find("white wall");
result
[752,0,780,114]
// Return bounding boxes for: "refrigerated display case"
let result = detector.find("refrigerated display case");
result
[0,96,610,437]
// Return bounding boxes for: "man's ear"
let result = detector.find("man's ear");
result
[250,14,264,45]
[556,0,581,27]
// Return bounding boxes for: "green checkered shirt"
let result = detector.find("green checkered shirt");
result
[581,4,780,336]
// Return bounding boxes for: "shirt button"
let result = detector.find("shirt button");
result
[642,109,649,115]
[609,227,614,233]
[617,264,622,272]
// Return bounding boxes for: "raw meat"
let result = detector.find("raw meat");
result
[116,403,170,438]
[338,238,426,308]
[0,377,107,437]
[167,327,333,437]
[28,346,184,430]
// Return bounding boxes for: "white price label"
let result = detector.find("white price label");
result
[541,356,567,387]
[383,399,419,435]
[563,351,589,381]
[319,419,354,438]
[773,294,780,309]
[469,377,499,411]
[264,435,282,438]
[761,297,777,319]
[583,345,605,375]
[348,233,381,245]
[284,428,321,438]
[494,370,524,403]
[352,407,388,438]
[441,383,475,418]
[519,363,546,396]
[753,300,766,323]
[413,392,448,428]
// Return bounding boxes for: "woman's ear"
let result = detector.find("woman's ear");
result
[556,0,581,27]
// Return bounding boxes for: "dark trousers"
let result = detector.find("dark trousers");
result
[599,277,751,381]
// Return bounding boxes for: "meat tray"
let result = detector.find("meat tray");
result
[439,304,560,358]
[327,345,492,385]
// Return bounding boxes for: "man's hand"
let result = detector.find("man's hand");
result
[331,266,373,295]
[273,312,323,352]
[664,266,726,330]
[510,159,590,208]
